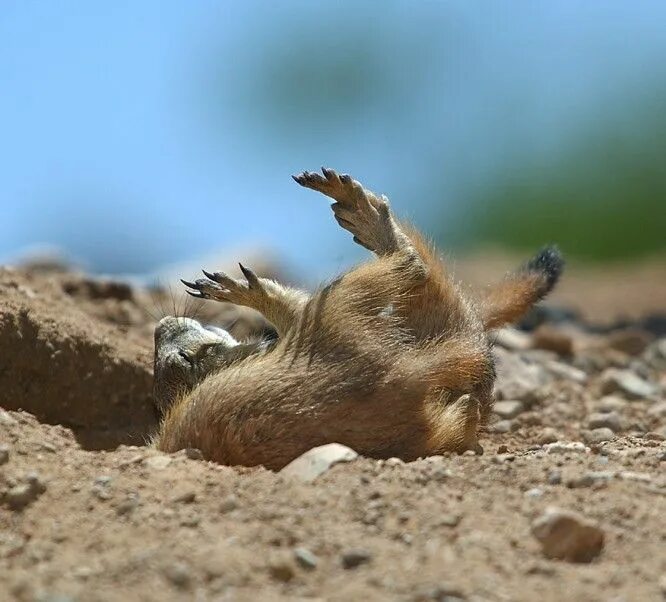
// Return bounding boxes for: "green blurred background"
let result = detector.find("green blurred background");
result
[1,2,664,279]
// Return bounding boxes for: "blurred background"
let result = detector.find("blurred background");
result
[1,1,665,284]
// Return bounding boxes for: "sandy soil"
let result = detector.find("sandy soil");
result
[0,258,664,602]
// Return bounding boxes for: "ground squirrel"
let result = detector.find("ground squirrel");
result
[153,168,563,469]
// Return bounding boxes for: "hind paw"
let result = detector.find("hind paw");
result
[293,167,402,255]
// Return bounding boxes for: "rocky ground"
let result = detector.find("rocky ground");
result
[0,258,665,602]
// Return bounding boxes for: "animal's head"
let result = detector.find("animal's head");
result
[153,316,240,413]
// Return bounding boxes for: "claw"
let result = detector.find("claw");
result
[238,263,259,288]
[180,279,198,289]
[185,290,205,299]
[202,269,230,284]
[322,167,335,180]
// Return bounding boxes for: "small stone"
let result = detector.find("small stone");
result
[497,444,509,454]
[280,443,358,483]
[545,361,587,384]
[341,549,372,569]
[596,396,628,413]
[116,494,139,516]
[495,328,532,351]
[493,400,525,420]
[385,457,404,466]
[647,401,666,418]
[0,446,9,465]
[618,471,652,483]
[582,428,615,444]
[531,507,604,562]
[544,442,587,455]
[525,487,543,498]
[587,412,623,433]
[565,474,595,489]
[293,547,318,570]
[416,584,467,601]
[439,514,461,527]
[0,409,18,426]
[219,495,238,513]
[532,326,574,355]
[537,428,559,445]
[5,473,47,511]
[172,489,196,504]
[163,562,191,588]
[144,454,172,470]
[547,470,562,485]
[268,555,296,582]
[184,448,204,460]
[600,369,657,400]
[489,420,513,434]
[606,329,652,356]
[493,348,550,403]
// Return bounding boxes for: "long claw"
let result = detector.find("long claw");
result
[238,263,259,288]
[180,279,198,289]
[185,290,204,299]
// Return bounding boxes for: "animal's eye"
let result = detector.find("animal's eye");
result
[178,350,193,366]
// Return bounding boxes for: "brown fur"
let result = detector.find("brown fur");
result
[155,169,562,469]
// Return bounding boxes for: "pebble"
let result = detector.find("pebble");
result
[0,409,18,427]
[494,328,532,351]
[544,442,587,455]
[493,347,550,403]
[4,473,47,511]
[163,562,192,589]
[647,401,666,418]
[116,494,139,516]
[268,555,296,582]
[172,489,197,504]
[0,445,9,465]
[184,448,203,461]
[587,412,623,433]
[144,455,172,470]
[582,428,615,444]
[536,428,560,445]
[489,420,513,434]
[600,368,657,400]
[595,396,628,413]
[439,514,462,527]
[532,325,574,356]
[280,443,358,483]
[547,470,562,485]
[341,549,372,569]
[219,494,238,513]
[545,361,587,384]
[531,507,604,562]
[293,547,318,570]
[493,400,525,420]
[606,329,652,356]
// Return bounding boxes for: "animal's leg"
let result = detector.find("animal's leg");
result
[294,168,474,340]
[293,168,412,256]
[182,265,308,337]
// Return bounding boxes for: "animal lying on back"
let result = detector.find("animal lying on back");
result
[152,168,563,469]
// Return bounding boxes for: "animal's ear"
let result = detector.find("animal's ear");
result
[480,246,564,330]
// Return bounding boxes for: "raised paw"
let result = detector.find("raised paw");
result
[181,263,265,307]
[292,167,401,255]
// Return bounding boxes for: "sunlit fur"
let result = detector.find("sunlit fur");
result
[154,168,563,469]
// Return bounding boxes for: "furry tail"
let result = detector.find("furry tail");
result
[480,245,564,330]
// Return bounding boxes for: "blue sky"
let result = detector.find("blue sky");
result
[2,1,665,280]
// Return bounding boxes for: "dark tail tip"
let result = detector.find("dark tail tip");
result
[524,245,565,294]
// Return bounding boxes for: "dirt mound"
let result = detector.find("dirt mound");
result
[0,258,665,601]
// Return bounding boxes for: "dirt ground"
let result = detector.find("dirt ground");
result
[0,256,665,602]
